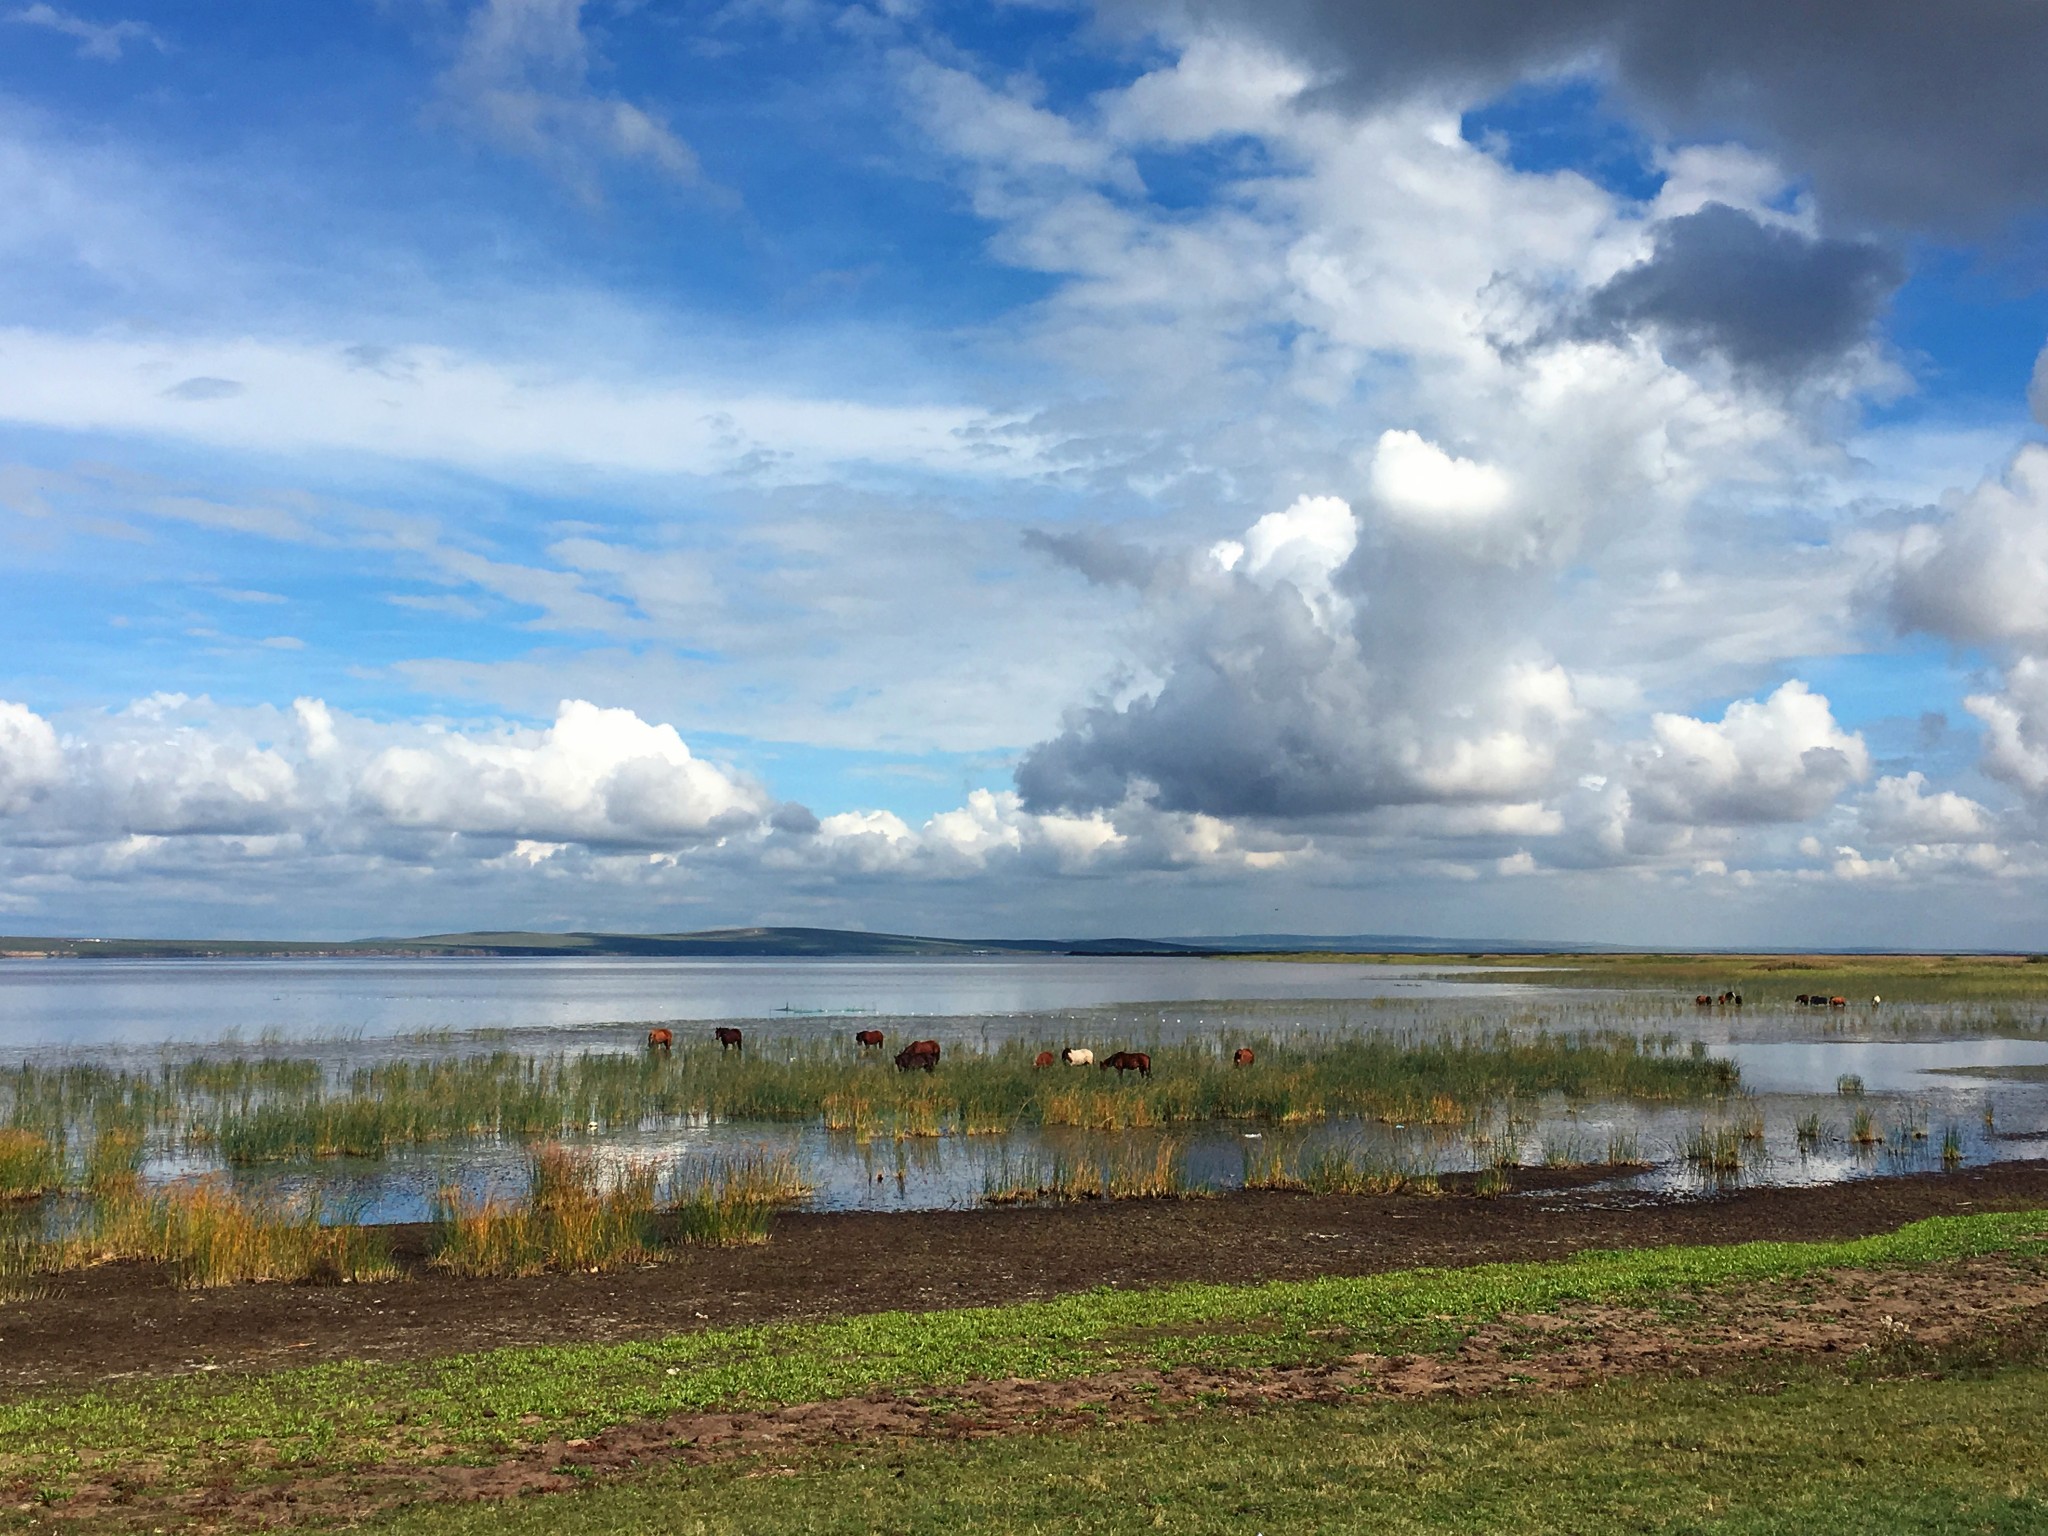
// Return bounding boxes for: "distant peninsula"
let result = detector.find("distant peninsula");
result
[0,927,1564,960]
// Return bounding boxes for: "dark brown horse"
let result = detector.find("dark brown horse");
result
[854,1028,885,1048]
[714,1026,744,1051]
[1100,1050,1151,1078]
[1232,1047,1254,1067]
[646,1027,673,1055]
[895,1042,940,1073]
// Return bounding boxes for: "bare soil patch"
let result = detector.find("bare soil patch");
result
[6,1161,2048,1392]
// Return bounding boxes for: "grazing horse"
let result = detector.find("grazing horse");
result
[895,1043,939,1073]
[1695,994,1712,1007]
[1033,1050,1056,1069]
[646,1027,673,1055]
[1100,1050,1151,1078]
[714,1026,744,1051]
[854,1028,885,1049]
[1061,1046,1095,1066]
[1233,1047,1255,1068]
[1829,995,1847,1008]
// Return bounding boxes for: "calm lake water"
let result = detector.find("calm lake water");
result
[8,954,2048,1216]
[0,954,1528,1050]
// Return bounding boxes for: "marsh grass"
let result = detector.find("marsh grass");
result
[1837,1074,1866,1096]
[4,1030,1735,1170]
[1795,1113,1830,1148]
[1850,1107,1881,1146]
[1943,1123,1966,1166]
[433,1144,810,1274]
[1240,1137,1441,1196]
[91,1180,396,1288]
[1680,1123,1744,1173]
[0,1129,62,1201]
[983,1140,1198,1203]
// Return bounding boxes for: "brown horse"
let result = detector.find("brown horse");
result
[1232,1047,1254,1067]
[714,1026,744,1051]
[895,1042,939,1073]
[854,1028,885,1048]
[1100,1050,1151,1078]
[1033,1050,1056,1068]
[1695,994,1712,1006]
[646,1027,673,1055]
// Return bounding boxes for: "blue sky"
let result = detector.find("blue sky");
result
[4,0,2048,945]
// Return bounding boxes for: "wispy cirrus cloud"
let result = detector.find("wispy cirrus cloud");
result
[7,3,165,62]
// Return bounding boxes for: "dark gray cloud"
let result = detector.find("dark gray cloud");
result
[1578,203,1902,380]
[1158,0,2048,231]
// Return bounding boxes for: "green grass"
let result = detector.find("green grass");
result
[0,1031,1737,1168]
[1416,950,2048,1005]
[353,1360,2048,1536]
[2,1210,2042,1502]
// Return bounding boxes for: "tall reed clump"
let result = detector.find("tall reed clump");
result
[669,1151,808,1246]
[434,1144,812,1274]
[1850,1106,1880,1146]
[983,1141,1196,1204]
[1238,1138,1436,1196]
[433,1144,662,1278]
[1679,1123,1743,1173]
[1942,1123,1965,1167]
[1837,1074,1866,1097]
[91,1180,397,1288]
[0,1129,63,1201]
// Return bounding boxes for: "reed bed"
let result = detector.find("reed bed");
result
[0,1029,1730,1168]
[0,1129,63,1201]
[4,1180,398,1290]
[432,1144,810,1275]
[982,1141,1198,1204]
[1678,1123,1745,1173]
[1239,1138,1440,1196]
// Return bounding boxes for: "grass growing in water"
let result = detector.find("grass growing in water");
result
[1837,1073,1866,1096]
[1680,1123,1744,1173]
[0,1128,62,1200]
[4,1030,1738,1167]
[433,1144,810,1274]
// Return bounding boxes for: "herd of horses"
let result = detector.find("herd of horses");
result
[641,1027,1261,1080]
[1693,992,1875,1008]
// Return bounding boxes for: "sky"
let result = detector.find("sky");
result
[4,1,2048,946]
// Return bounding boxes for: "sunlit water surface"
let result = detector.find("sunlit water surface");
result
[7,955,2048,1217]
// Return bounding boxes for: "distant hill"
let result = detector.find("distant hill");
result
[0,926,1216,960]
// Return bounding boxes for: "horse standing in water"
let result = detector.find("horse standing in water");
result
[646,1028,673,1055]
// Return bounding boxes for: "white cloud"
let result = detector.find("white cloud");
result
[7,4,165,62]
[357,700,769,846]
[1629,681,1869,826]
[1888,442,2048,649]
[0,329,1025,483]
[0,701,62,814]
[1968,657,2048,800]
[440,0,707,201]
[1368,429,1513,527]
[1859,771,1991,844]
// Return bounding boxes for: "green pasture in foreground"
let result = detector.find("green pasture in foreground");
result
[360,1359,2048,1536]
[2,1210,2044,1502]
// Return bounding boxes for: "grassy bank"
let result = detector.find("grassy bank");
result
[1,1209,2040,1504]
[360,1355,2048,1536]
[1380,950,2048,1005]
[0,1029,1732,1168]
